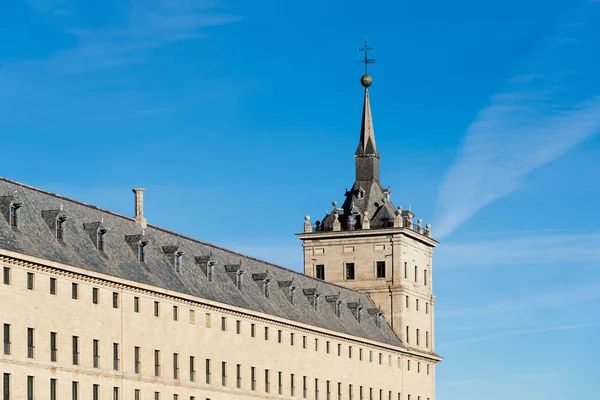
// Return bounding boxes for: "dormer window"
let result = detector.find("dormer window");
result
[207,262,215,282]
[313,294,320,311]
[174,252,183,272]
[9,204,21,228]
[56,218,66,241]
[264,279,271,298]
[235,271,244,289]
[356,306,362,323]
[335,301,342,317]
[289,286,296,304]
[375,312,383,328]
[138,243,147,263]
[97,231,105,251]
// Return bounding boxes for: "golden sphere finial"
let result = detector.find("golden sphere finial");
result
[360,74,372,87]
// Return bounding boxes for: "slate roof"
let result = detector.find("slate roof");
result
[0,177,404,348]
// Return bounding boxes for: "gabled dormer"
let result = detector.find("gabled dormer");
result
[278,280,296,304]
[224,262,245,289]
[163,245,184,272]
[125,233,149,263]
[42,208,69,242]
[325,294,343,317]
[0,193,23,229]
[196,254,216,282]
[83,220,109,252]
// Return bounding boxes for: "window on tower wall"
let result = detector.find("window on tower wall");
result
[376,261,385,278]
[345,263,355,280]
[316,265,325,280]
[424,269,428,286]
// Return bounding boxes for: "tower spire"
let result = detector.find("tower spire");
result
[355,41,380,182]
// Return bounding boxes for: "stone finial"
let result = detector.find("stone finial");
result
[304,215,312,233]
[362,211,370,230]
[394,206,403,227]
[332,201,338,207]
[425,223,432,237]
[332,213,341,231]
[132,188,147,229]
[417,218,423,234]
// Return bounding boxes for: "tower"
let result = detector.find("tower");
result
[297,64,439,355]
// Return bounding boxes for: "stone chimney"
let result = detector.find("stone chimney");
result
[132,188,147,229]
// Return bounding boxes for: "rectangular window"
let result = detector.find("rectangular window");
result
[345,263,355,280]
[49,278,57,295]
[27,376,34,400]
[426,302,429,314]
[173,306,179,321]
[407,360,411,371]
[72,283,79,300]
[315,338,319,351]
[349,346,352,358]
[405,296,409,308]
[302,335,307,349]
[154,350,161,377]
[303,376,307,399]
[27,327,35,358]
[205,359,211,384]
[278,371,283,395]
[189,356,195,381]
[135,346,141,374]
[173,353,179,379]
[72,381,79,400]
[50,379,57,400]
[27,272,34,290]
[379,353,382,364]
[426,331,429,348]
[427,364,430,375]
[113,387,119,400]
[236,364,242,388]
[418,362,421,373]
[113,343,120,371]
[112,292,119,308]
[205,313,211,328]
[221,317,226,331]
[189,309,195,324]
[264,327,269,341]
[236,320,241,334]
[2,267,9,285]
[3,324,10,355]
[359,348,363,361]
[327,380,331,400]
[251,367,256,391]
[92,287,99,304]
[337,343,341,356]
[138,244,145,263]
[338,382,342,400]
[134,297,140,313]
[154,301,160,317]
[7,205,16,227]
[369,350,372,362]
[154,393,160,400]
[416,299,419,311]
[376,261,385,278]
[134,390,140,400]
[264,369,269,393]
[93,385,99,400]
[359,386,363,400]
[290,333,295,346]
[415,265,418,282]
[406,326,410,344]
[290,374,295,396]
[3,374,9,400]
[278,329,282,343]
[315,378,319,400]
[221,361,227,386]
[416,329,420,346]
[326,341,330,354]
[251,324,255,337]
[93,339,100,368]
[72,336,79,365]
[50,332,57,362]
[316,264,325,280]
[424,269,428,286]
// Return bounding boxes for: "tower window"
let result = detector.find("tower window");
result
[424,269,428,286]
[404,262,407,279]
[414,265,418,283]
[376,261,385,278]
[425,302,429,314]
[345,263,355,280]
[316,265,325,280]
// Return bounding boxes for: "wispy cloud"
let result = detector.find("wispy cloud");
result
[433,16,600,239]
[439,321,600,349]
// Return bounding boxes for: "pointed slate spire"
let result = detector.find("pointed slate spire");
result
[354,75,380,182]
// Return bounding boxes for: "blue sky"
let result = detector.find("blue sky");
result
[1,0,599,398]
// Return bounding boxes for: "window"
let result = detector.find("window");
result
[425,302,429,314]
[113,343,120,371]
[359,348,363,361]
[9,205,19,228]
[407,360,411,371]
[424,269,428,286]
[369,350,373,362]
[345,263,355,280]
[338,382,342,400]
[417,362,421,373]
[337,343,341,356]
[72,381,79,400]
[189,310,195,324]
[27,376,34,400]
[326,381,332,400]
[302,335,307,349]
[93,384,99,400]
[113,387,119,400]
[138,243,146,263]
[205,313,211,328]
[326,341,330,354]
[264,327,269,341]
[378,353,383,364]
[236,320,241,334]
[316,264,325,280]
[50,332,57,362]
[406,326,409,344]
[278,371,283,395]
[265,369,269,393]
[190,356,195,381]
[56,218,65,241]
[72,283,79,299]
[27,272,34,290]
[405,296,409,308]
[3,373,9,400]
[290,332,295,345]
[154,301,160,317]
[174,252,183,272]
[278,329,282,343]
[93,339,100,368]
[315,338,319,351]
[173,306,179,321]
[264,280,270,298]
[97,231,105,251]
[349,346,353,358]
[134,297,140,312]
[49,277,57,295]
[426,331,429,348]
[92,287,99,304]
[315,378,319,399]
[134,390,140,400]
[155,350,161,377]
[427,364,430,375]
[135,346,141,374]
[235,271,243,289]
[50,379,57,400]
[335,301,342,317]
[236,364,242,388]
[3,324,10,355]
[174,353,179,379]
[349,384,353,400]
[112,292,119,308]
[404,262,407,278]
[290,374,295,396]
[414,265,418,282]
[302,376,307,398]
[154,393,160,400]
[250,367,256,391]
[250,323,255,337]
[416,329,420,346]
[71,336,79,365]
[221,317,226,331]
[376,261,385,278]
[207,263,214,282]
[2,267,9,285]
[205,359,211,384]
[27,327,35,358]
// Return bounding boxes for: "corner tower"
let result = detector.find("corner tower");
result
[297,70,439,355]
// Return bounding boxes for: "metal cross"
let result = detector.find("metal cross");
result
[357,39,375,74]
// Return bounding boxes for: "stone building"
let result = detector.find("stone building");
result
[0,73,440,400]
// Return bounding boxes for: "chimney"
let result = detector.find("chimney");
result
[132,188,147,229]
